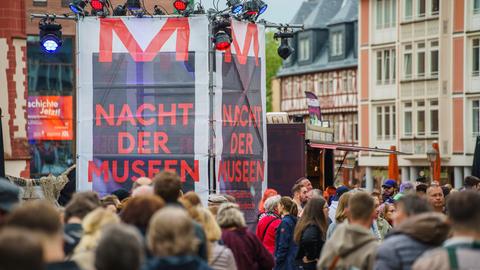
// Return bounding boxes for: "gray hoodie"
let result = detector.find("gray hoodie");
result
[317,223,378,270]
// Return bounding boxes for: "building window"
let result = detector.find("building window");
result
[404,44,413,79]
[376,0,396,29]
[473,38,480,76]
[298,38,310,62]
[474,100,480,136]
[475,0,480,14]
[430,41,439,77]
[430,100,439,135]
[376,105,396,141]
[331,32,343,57]
[418,0,426,17]
[417,43,426,77]
[416,101,426,136]
[405,0,413,20]
[403,99,439,137]
[431,0,439,15]
[404,102,413,136]
[376,48,396,85]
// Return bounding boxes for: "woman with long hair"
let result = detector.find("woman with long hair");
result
[273,197,299,270]
[293,196,328,270]
[326,191,352,239]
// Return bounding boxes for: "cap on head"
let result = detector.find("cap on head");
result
[382,179,398,189]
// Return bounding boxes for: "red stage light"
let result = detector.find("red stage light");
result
[216,41,230,50]
[246,10,258,15]
[173,0,188,11]
[214,31,231,51]
[91,0,104,11]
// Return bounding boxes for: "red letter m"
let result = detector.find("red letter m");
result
[99,18,190,62]
[225,22,259,65]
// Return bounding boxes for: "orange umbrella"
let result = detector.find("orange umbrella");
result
[433,142,441,182]
[388,145,399,183]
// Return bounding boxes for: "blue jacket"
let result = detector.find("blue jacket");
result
[274,214,299,270]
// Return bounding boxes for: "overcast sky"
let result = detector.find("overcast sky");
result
[201,0,304,23]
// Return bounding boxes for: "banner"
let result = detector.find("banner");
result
[215,20,267,226]
[305,91,321,125]
[27,96,73,140]
[77,17,209,198]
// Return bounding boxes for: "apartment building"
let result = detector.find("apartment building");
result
[359,0,478,187]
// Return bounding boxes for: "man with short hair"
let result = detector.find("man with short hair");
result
[374,195,450,270]
[5,200,81,270]
[382,179,398,204]
[317,192,379,270]
[464,175,480,191]
[426,184,445,213]
[413,191,480,270]
[296,177,313,191]
[292,183,308,214]
[0,228,45,270]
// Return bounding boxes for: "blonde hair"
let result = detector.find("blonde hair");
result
[335,192,352,223]
[216,203,246,228]
[196,207,222,241]
[74,208,120,252]
[147,207,198,257]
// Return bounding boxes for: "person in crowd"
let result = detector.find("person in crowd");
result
[292,183,308,215]
[95,224,144,270]
[294,196,328,270]
[5,200,81,270]
[326,191,352,239]
[371,189,382,204]
[256,195,282,254]
[374,195,450,270]
[71,191,101,207]
[132,176,152,191]
[441,184,452,198]
[426,184,445,213]
[184,191,203,206]
[274,196,299,270]
[196,206,237,270]
[328,186,349,223]
[258,188,278,214]
[394,182,414,201]
[415,183,428,196]
[71,208,120,270]
[208,194,229,216]
[0,227,45,270]
[382,179,398,204]
[111,188,130,202]
[120,195,165,237]
[153,171,207,261]
[100,195,120,213]
[463,175,480,191]
[372,195,391,240]
[379,203,396,226]
[317,192,379,270]
[63,193,99,256]
[222,194,237,203]
[296,177,313,199]
[217,203,274,270]
[132,185,154,197]
[324,186,337,206]
[413,191,480,270]
[144,207,212,270]
[0,178,20,226]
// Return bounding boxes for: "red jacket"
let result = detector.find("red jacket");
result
[256,212,281,254]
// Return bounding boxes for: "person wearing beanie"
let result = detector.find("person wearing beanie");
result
[393,182,414,201]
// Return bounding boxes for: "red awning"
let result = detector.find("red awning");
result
[308,142,411,155]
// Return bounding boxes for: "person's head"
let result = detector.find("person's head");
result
[120,195,165,232]
[70,191,101,208]
[277,196,299,217]
[196,207,222,242]
[0,228,44,270]
[371,189,382,204]
[207,195,228,216]
[101,195,121,213]
[464,176,480,190]
[148,207,198,257]
[292,183,308,204]
[75,208,120,252]
[95,224,144,270]
[381,203,396,224]
[111,188,130,202]
[216,203,246,229]
[393,194,432,226]
[64,193,98,224]
[183,191,202,207]
[348,192,376,228]
[131,185,154,197]
[382,179,398,196]
[372,195,380,219]
[416,183,428,195]
[5,200,63,262]
[0,178,20,224]
[153,171,182,203]
[296,177,313,191]
[426,184,445,212]
[263,195,281,213]
[335,191,352,223]
[294,196,328,244]
[131,177,152,190]
[222,194,236,203]
[399,182,414,194]
[334,186,350,201]
[446,191,480,236]
[258,188,278,212]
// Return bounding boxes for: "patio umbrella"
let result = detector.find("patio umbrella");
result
[472,136,480,177]
[388,145,399,183]
[432,142,441,182]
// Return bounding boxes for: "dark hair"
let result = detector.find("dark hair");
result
[95,224,144,270]
[279,196,298,217]
[395,194,432,217]
[446,191,480,233]
[153,171,182,203]
[120,196,165,231]
[71,191,101,207]
[294,196,327,243]
[6,200,61,236]
[295,177,308,185]
[291,183,304,196]
[464,176,480,188]
[348,192,375,221]
[416,183,428,193]
[64,194,98,223]
[0,228,44,270]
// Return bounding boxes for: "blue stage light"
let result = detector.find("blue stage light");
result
[39,20,62,53]
[232,4,243,14]
[257,0,267,15]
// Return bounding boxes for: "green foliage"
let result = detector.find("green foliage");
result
[265,30,283,112]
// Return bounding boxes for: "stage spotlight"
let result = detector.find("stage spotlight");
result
[256,0,267,15]
[227,0,243,14]
[214,31,231,50]
[126,0,142,11]
[39,19,62,53]
[90,0,105,11]
[154,5,165,15]
[212,16,232,51]
[274,31,294,60]
[69,0,87,15]
[113,5,127,15]
[173,0,189,12]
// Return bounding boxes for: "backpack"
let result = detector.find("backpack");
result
[445,241,480,270]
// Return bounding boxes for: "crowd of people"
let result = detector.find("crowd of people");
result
[0,172,480,270]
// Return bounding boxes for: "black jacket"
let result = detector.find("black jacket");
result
[142,256,212,270]
[295,224,325,270]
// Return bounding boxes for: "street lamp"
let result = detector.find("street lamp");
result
[346,152,356,186]
[427,148,437,183]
